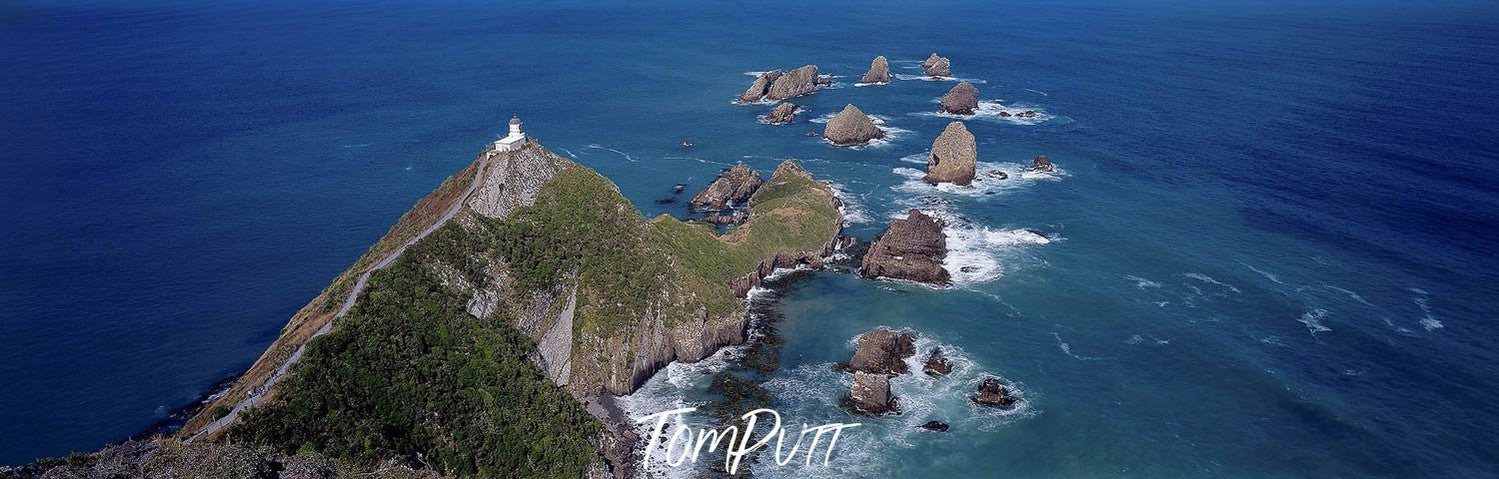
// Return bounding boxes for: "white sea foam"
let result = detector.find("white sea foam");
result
[584,144,637,162]
[828,182,872,225]
[1239,261,1284,284]
[757,105,805,125]
[914,100,1053,125]
[1126,333,1171,345]
[555,146,578,159]
[1052,332,1103,360]
[853,81,890,87]
[934,211,1055,285]
[1182,273,1242,294]
[1410,289,1444,331]
[663,155,730,166]
[1024,88,1049,96]
[1297,308,1332,335]
[891,160,1063,199]
[1125,275,1162,289]
[892,73,988,84]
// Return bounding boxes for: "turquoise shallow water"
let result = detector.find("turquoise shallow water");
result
[3,1,1498,476]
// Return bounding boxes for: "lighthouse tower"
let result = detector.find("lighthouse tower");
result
[495,115,527,151]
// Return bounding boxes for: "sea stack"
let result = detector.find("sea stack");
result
[822,104,886,146]
[860,209,951,285]
[923,53,952,77]
[923,348,953,376]
[972,377,1017,407]
[690,163,763,210]
[1029,155,1056,173]
[739,70,782,103]
[849,371,899,415]
[765,102,797,125]
[860,55,891,84]
[850,329,917,375]
[925,121,977,186]
[940,81,980,115]
[768,65,824,101]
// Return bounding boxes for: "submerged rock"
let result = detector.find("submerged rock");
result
[924,54,951,77]
[972,377,1017,407]
[861,209,950,285]
[690,163,763,210]
[848,371,899,415]
[940,81,980,115]
[739,70,782,103]
[850,329,917,375]
[768,65,823,101]
[765,102,797,125]
[860,55,891,84]
[822,104,886,146]
[1017,110,1037,118]
[987,169,1008,180]
[923,348,953,376]
[917,420,950,432]
[1029,155,1056,173]
[925,121,977,186]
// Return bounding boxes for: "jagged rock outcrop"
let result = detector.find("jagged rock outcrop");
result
[739,70,783,103]
[918,420,950,432]
[1029,155,1056,173]
[768,65,824,101]
[468,140,565,219]
[691,163,764,210]
[940,81,980,115]
[850,329,917,375]
[923,348,953,376]
[925,121,976,186]
[923,54,951,77]
[860,55,890,84]
[972,377,1017,407]
[765,102,797,125]
[848,371,899,415]
[822,104,885,146]
[861,209,950,285]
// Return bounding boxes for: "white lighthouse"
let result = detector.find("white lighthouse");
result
[495,115,527,151]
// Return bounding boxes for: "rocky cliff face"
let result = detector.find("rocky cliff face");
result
[861,209,951,285]
[860,55,890,84]
[691,162,763,210]
[926,121,977,186]
[764,102,797,125]
[741,65,827,103]
[739,70,783,103]
[822,103,885,146]
[922,53,951,77]
[940,81,980,115]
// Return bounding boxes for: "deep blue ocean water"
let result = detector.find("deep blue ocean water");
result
[3,1,1498,476]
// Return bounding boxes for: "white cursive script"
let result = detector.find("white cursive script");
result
[636,407,860,474]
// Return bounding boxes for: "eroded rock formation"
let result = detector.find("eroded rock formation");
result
[822,104,885,146]
[860,55,891,84]
[972,377,1017,407]
[691,163,764,210]
[850,328,917,375]
[860,209,950,285]
[1029,154,1056,173]
[739,70,782,103]
[925,121,977,186]
[849,371,899,415]
[765,102,797,125]
[940,81,980,115]
[923,54,951,77]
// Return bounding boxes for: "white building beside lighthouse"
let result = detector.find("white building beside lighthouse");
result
[495,115,527,151]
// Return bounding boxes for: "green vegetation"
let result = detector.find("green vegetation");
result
[230,221,602,477]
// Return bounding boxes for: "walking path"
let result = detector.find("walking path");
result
[188,150,495,442]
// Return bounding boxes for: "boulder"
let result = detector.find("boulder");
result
[848,371,899,415]
[923,348,953,376]
[1029,155,1056,173]
[924,55,951,77]
[917,420,950,432]
[767,65,822,101]
[939,82,980,115]
[986,169,1008,180]
[822,104,886,146]
[765,102,797,125]
[850,329,917,375]
[972,377,1017,407]
[860,209,951,285]
[925,121,977,186]
[690,163,763,210]
[739,70,782,103]
[1017,110,1037,118]
[860,55,891,84]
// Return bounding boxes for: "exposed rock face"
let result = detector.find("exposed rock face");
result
[939,81,980,115]
[468,141,564,219]
[1029,155,1056,173]
[767,65,822,101]
[860,55,891,84]
[923,348,953,376]
[850,329,917,375]
[925,121,977,186]
[972,377,1017,407]
[861,209,951,285]
[765,102,797,125]
[924,55,951,77]
[918,420,950,432]
[691,163,763,210]
[739,70,782,103]
[822,104,886,146]
[849,371,899,415]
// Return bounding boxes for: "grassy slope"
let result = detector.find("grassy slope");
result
[216,155,839,477]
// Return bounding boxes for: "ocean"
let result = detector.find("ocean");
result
[2,1,1497,476]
